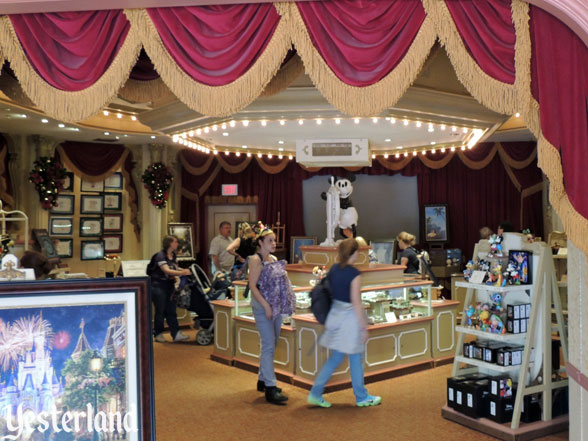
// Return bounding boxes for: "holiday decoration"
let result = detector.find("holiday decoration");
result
[0,233,13,258]
[28,157,67,209]
[141,162,173,208]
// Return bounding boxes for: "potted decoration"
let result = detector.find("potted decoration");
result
[28,157,67,209]
[141,162,173,209]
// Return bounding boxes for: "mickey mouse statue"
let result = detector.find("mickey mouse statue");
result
[321,175,359,245]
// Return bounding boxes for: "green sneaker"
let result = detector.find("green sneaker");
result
[356,395,382,407]
[307,394,331,408]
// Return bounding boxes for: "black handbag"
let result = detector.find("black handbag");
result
[310,272,332,324]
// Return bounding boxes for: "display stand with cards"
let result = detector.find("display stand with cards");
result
[442,235,569,439]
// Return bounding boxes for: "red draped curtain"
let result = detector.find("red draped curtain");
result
[55,142,140,238]
[0,135,14,208]
[181,142,541,266]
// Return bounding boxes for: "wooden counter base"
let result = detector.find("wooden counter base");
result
[442,406,568,441]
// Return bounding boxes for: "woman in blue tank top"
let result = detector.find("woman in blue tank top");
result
[307,238,382,408]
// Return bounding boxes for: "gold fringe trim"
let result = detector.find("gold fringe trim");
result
[215,155,251,174]
[198,163,222,197]
[118,77,173,103]
[0,15,142,123]
[56,145,129,182]
[204,195,258,205]
[521,182,543,199]
[180,153,215,176]
[497,142,537,169]
[419,152,454,169]
[511,0,541,135]
[537,135,588,259]
[125,7,291,117]
[255,157,289,174]
[376,156,414,171]
[261,53,304,97]
[278,2,436,116]
[457,145,498,170]
[0,147,14,208]
[423,0,516,115]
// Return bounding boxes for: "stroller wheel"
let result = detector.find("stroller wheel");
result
[196,329,213,346]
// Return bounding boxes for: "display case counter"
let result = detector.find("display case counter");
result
[232,315,296,379]
[412,299,460,363]
[210,299,251,365]
[286,263,406,286]
[291,313,434,389]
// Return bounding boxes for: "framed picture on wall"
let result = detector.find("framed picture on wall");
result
[50,195,74,215]
[81,179,104,192]
[54,238,73,258]
[104,172,123,190]
[290,236,317,263]
[104,193,122,211]
[370,240,397,265]
[49,217,73,236]
[0,279,154,441]
[103,234,123,253]
[168,223,194,260]
[80,217,103,237]
[81,195,104,214]
[32,229,59,260]
[81,240,104,260]
[62,172,74,192]
[423,204,449,243]
[104,213,123,232]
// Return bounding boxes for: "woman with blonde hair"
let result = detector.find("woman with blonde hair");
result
[396,231,419,274]
[226,222,257,279]
[307,238,382,408]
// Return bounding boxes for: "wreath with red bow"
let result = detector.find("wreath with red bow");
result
[28,157,67,209]
[141,162,173,208]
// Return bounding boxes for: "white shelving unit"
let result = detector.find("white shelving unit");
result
[446,236,568,434]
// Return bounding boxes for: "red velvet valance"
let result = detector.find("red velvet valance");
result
[0,135,14,208]
[180,142,541,265]
[55,142,140,239]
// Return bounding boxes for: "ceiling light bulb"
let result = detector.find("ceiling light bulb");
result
[222,132,229,136]
[247,152,251,157]
[413,151,417,156]
[261,120,267,127]
[430,142,436,145]
[221,123,227,129]
[515,112,520,118]
[395,153,400,158]
[461,146,466,151]
[212,124,218,131]
[416,121,422,128]
[404,152,408,157]
[235,152,241,157]
[213,150,218,155]
[371,154,376,159]
[462,128,468,133]
[103,111,109,116]
[204,127,209,133]
[390,118,396,124]
[151,135,156,139]
[289,155,293,160]
[41,119,49,124]
[385,138,391,142]
[242,145,247,149]
[335,118,341,125]
[230,120,236,127]
[242,120,249,127]
[451,126,457,132]
[182,133,187,138]
[428,125,434,132]
[384,154,389,159]
[468,145,473,149]
[354,118,360,124]
[268,153,273,159]
[451,146,456,152]
[372,117,378,124]
[280,120,285,126]
[257,153,262,158]
[117,113,122,119]
[316,119,322,125]
[178,139,183,145]
[279,154,283,159]
[189,130,194,137]
[298,119,304,125]
[196,129,202,135]
[397,146,403,149]
[403,119,409,126]
[278,147,284,151]
[131,115,137,121]
[431,149,436,154]
[441,148,446,153]
[103,131,109,135]
[440,124,446,131]
[225,151,229,155]
[422,150,426,155]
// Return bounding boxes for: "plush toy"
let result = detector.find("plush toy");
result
[465,304,477,326]
[463,260,475,281]
[321,174,359,239]
[490,293,503,312]
[489,314,505,334]
[488,234,504,257]
[479,309,491,331]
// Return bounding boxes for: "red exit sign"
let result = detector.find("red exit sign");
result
[222,184,238,196]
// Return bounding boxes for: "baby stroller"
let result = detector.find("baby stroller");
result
[174,264,232,345]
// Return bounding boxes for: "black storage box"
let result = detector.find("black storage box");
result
[552,386,569,417]
[447,373,488,411]
[461,379,490,418]
[521,394,542,423]
[487,394,516,423]
[490,376,515,398]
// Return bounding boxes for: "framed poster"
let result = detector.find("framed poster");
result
[290,236,317,263]
[32,228,59,260]
[104,193,122,211]
[103,234,123,253]
[62,172,74,192]
[121,260,150,277]
[54,238,73,258]
[81,240,105,260]
[370,240,396,264]
[49,217,73,236]
[168,223,194,260]
[104,213,123,232]
[423,204,449,243]
[80,217,103,237]
[81,194,104,214]
[50,195,75,215]
[104,172,123,190]
[0,279,154,441]
[508,250,532,284]
[81,179,104,192]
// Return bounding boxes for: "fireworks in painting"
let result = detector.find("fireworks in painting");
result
[0,314,54,370]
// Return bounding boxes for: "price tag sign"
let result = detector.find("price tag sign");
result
[469,270,486,284]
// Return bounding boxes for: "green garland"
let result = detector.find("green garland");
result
[28,157,67,210]
[141,162,173,209]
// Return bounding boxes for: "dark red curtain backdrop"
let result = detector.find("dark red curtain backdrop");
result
[147,3,280,85]
[9,11,130,91]
[181,142,542,266]
[296,0,427,86]
[530,5,588,220]
[444,0,516,83]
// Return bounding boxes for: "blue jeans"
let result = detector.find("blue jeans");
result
[310,350,368,402]
[151,282,180,338]
[251,297,282,387]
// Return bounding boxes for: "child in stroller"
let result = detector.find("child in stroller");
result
[174,264,232,345]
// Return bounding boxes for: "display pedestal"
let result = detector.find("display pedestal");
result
[287,264,405,286]
[298,245,371,267]
[442,406,568,441]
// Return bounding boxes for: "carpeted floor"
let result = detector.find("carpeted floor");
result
[152,330,569,441]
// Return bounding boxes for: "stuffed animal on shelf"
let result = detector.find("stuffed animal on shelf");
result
[463,260,475,281]
[488,234,504,257]
[479,309,491,332]
[464,304,477,327]
[490,293,503,312]
[504,262,520,285]
[489,314,505,334]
